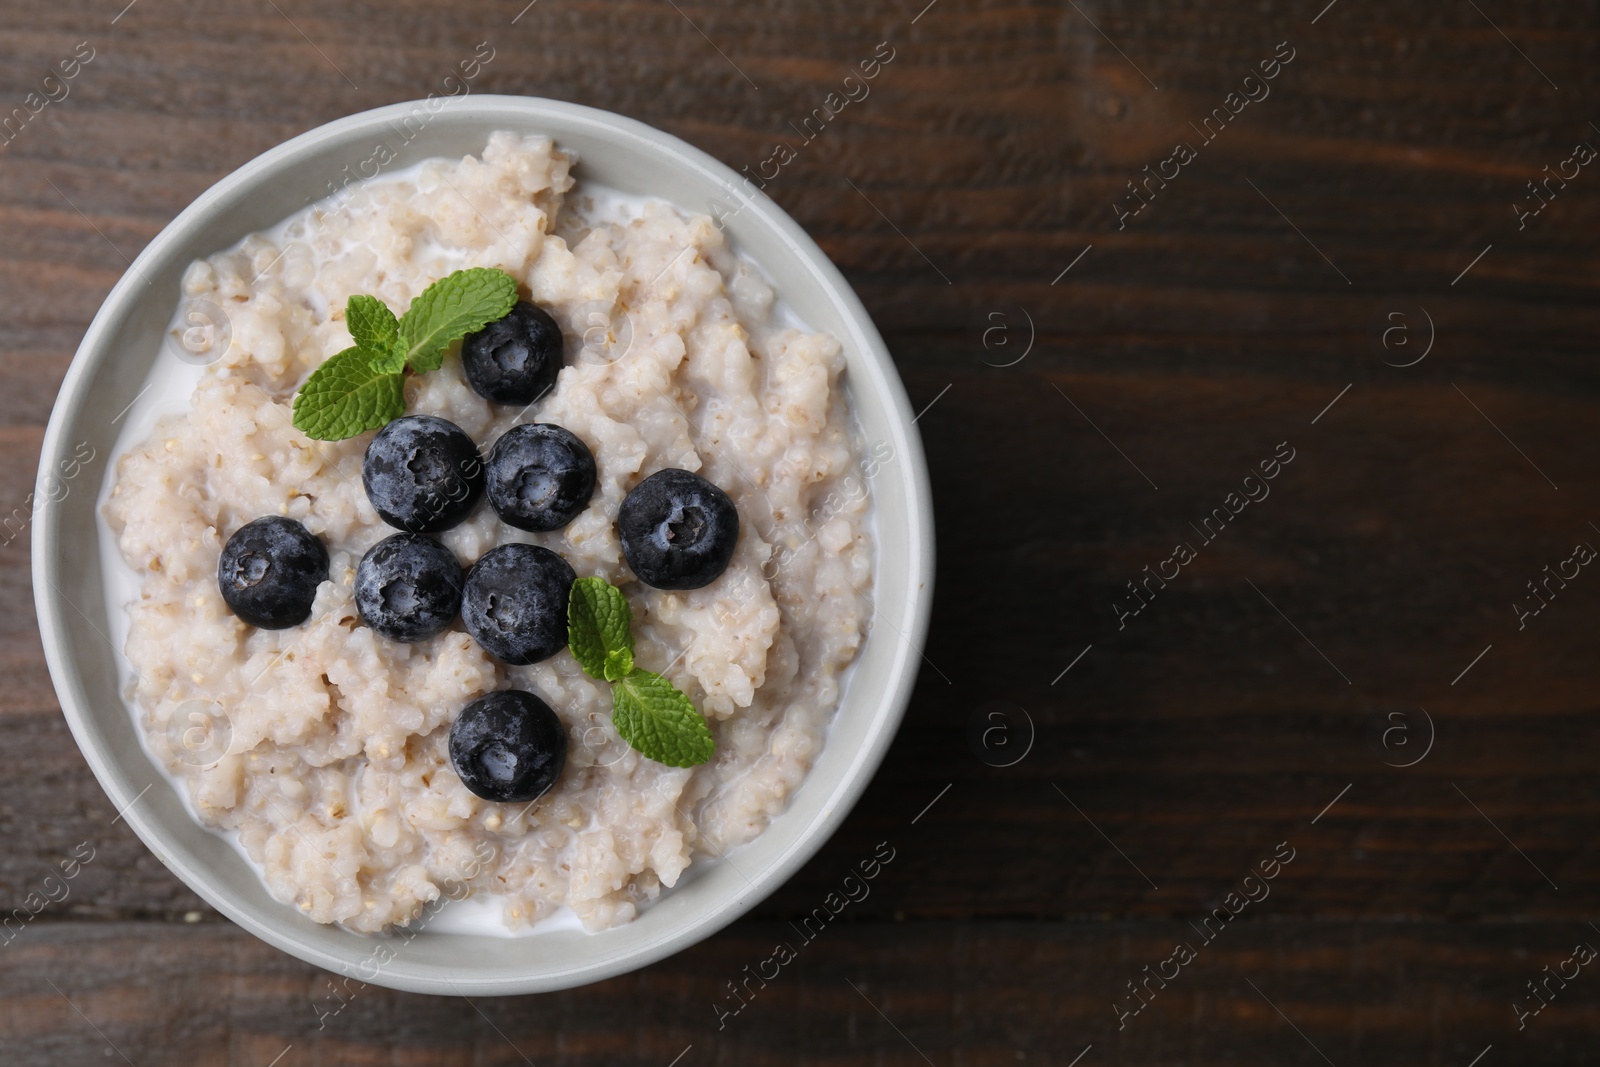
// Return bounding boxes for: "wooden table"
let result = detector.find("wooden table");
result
[3,1,1597,1063]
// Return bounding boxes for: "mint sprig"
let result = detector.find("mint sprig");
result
[567,576,715,768]
[291,267,519,441]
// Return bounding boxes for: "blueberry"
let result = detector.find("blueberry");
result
[217,516,328,629]
[354,533,463,642]
[485,424,597,532]
[617,468,739,590]
[449,689,567,803]
[461,543,575,664]
[461,300,564,406]
[362,415,484,533]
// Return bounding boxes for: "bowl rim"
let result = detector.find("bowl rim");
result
[33,95,934,995]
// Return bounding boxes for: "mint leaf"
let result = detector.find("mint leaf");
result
[568,577,635,681]
[604,647,634,683]
[368,339,407,376]
[612,669,714,768]
[346,294,399,351]
[291,346,405,441]
[347,296,406,374]
[397,267,518,373]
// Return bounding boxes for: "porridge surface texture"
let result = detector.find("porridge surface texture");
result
[103,132,874,932]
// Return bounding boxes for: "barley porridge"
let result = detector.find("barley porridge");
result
[101,131,875,933]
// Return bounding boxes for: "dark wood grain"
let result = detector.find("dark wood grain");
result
[7,920,1599,1065]
[4,0,1600,1063]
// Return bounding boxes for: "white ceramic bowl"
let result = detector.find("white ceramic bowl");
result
[32,97,933,995]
